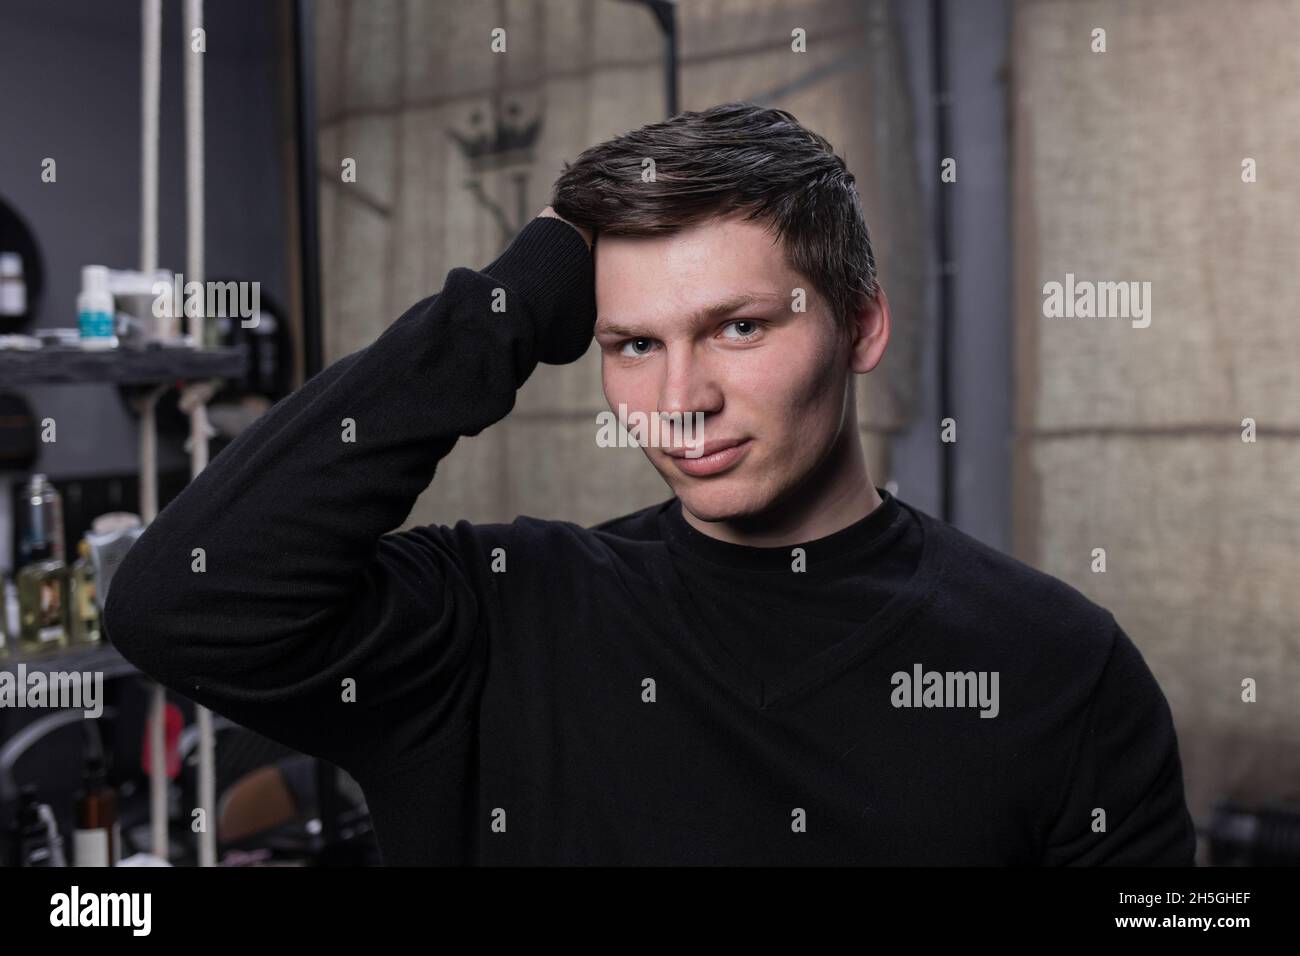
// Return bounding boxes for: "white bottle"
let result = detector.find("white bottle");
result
[0,252,26,316]
[77,265,118,349]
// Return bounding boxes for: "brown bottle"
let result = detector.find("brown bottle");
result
[73,754,120,866]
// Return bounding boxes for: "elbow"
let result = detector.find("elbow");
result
[102,565,173,679]
[101,574,131,643]
[101,527,172,660]
[101,571,145,659]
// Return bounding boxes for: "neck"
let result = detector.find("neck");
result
[682,425,882,547]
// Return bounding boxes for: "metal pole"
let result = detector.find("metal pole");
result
[183,0,218,869]
[293,0,324,380]
[139,0,169,863]
[139,384,169,861]
[638,0,679,116]
[930,0,955,524]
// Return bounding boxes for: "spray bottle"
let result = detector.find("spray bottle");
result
[77,265,118,349]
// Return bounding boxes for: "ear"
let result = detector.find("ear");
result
[848,284,890,374]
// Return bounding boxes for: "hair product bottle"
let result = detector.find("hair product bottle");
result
[17,474,69,653]
[77,264,118,349]
[0,251,26,317]
[17,547,69,653]
[20,473,64,565]
[68,539,101,645]
[11,786,67,867]
[0,569,10,658]
[73,753,120,866]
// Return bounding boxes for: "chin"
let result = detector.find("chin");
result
[672,478,774,524]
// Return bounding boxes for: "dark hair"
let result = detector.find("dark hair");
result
[551,102,878,339]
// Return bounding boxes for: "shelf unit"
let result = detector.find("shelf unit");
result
[0,344,245,386]
[1,642,136,681]
[3,342,244,865]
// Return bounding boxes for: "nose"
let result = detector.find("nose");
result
[657,344,723,426]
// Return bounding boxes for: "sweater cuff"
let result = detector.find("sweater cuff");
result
[481,217,597,365]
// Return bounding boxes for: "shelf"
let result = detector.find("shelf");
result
[0,343,247,386]
[0,641,137,679]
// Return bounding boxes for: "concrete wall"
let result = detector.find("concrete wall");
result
[314,0,927,530]
[1011,0,1300,847]
[317,0,1300,850]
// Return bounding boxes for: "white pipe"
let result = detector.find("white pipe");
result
[195,706,215,864]
[139,385,168,860]
[138,388,163,523]
[183,0,217,869]
[185,0,204,330]
[141,0,164,856]
[149,684,166,858]
[140,0,161,278]
[141,0,165,861]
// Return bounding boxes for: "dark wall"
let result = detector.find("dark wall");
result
[0,0,290,570]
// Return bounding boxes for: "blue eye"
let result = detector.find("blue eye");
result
[615,321,761,356]
[619,337,657,357]
[721,319,762,340]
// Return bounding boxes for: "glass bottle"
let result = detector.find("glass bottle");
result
[73,754,120,866]
[21,474,65,565]
[17,541,70,654]
[11,786,67,867]
[0,570,10,659]
[68,539,101,646]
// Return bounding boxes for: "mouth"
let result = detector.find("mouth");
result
[665,439,752,477]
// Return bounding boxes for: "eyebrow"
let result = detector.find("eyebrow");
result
[595,292,786,338]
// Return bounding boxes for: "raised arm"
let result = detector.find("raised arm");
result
[103,214,596,776]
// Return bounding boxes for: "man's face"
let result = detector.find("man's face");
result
[594,214,853,523]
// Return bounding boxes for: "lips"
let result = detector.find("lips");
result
[665,438,748,460]
[665,438,752,477]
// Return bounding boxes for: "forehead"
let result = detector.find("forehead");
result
[595,215,802,328]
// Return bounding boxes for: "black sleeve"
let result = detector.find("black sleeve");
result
[1041,620,1198,865]
[102,217,596,777]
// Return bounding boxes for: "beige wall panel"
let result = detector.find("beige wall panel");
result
[1027,433,1300,825]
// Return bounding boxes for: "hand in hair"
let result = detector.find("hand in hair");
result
[538,205,594,252]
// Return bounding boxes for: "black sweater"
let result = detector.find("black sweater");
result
[103,217,1197,865]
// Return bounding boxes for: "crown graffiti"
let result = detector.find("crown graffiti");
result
[448,102,542,171]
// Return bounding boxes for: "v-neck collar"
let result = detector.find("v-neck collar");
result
[649,488,945,710]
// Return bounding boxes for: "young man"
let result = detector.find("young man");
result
[104,103,1196,866]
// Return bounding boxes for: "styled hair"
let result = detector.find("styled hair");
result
[551,102,878,339]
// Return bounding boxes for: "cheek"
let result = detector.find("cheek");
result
[600,360,615,407]
[739,353,845,485]
[734,339,839,432]
[601,359,654,413]
[600,359,625,407]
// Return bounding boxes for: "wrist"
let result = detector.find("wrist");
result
[481,217,597,366]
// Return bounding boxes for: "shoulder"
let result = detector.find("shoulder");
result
[505,497,673,545]
[421,498,674,566]
[913,502,1111,617]
[512,498,675,569]
[906,501,1120,676]
[588,498,675,541]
